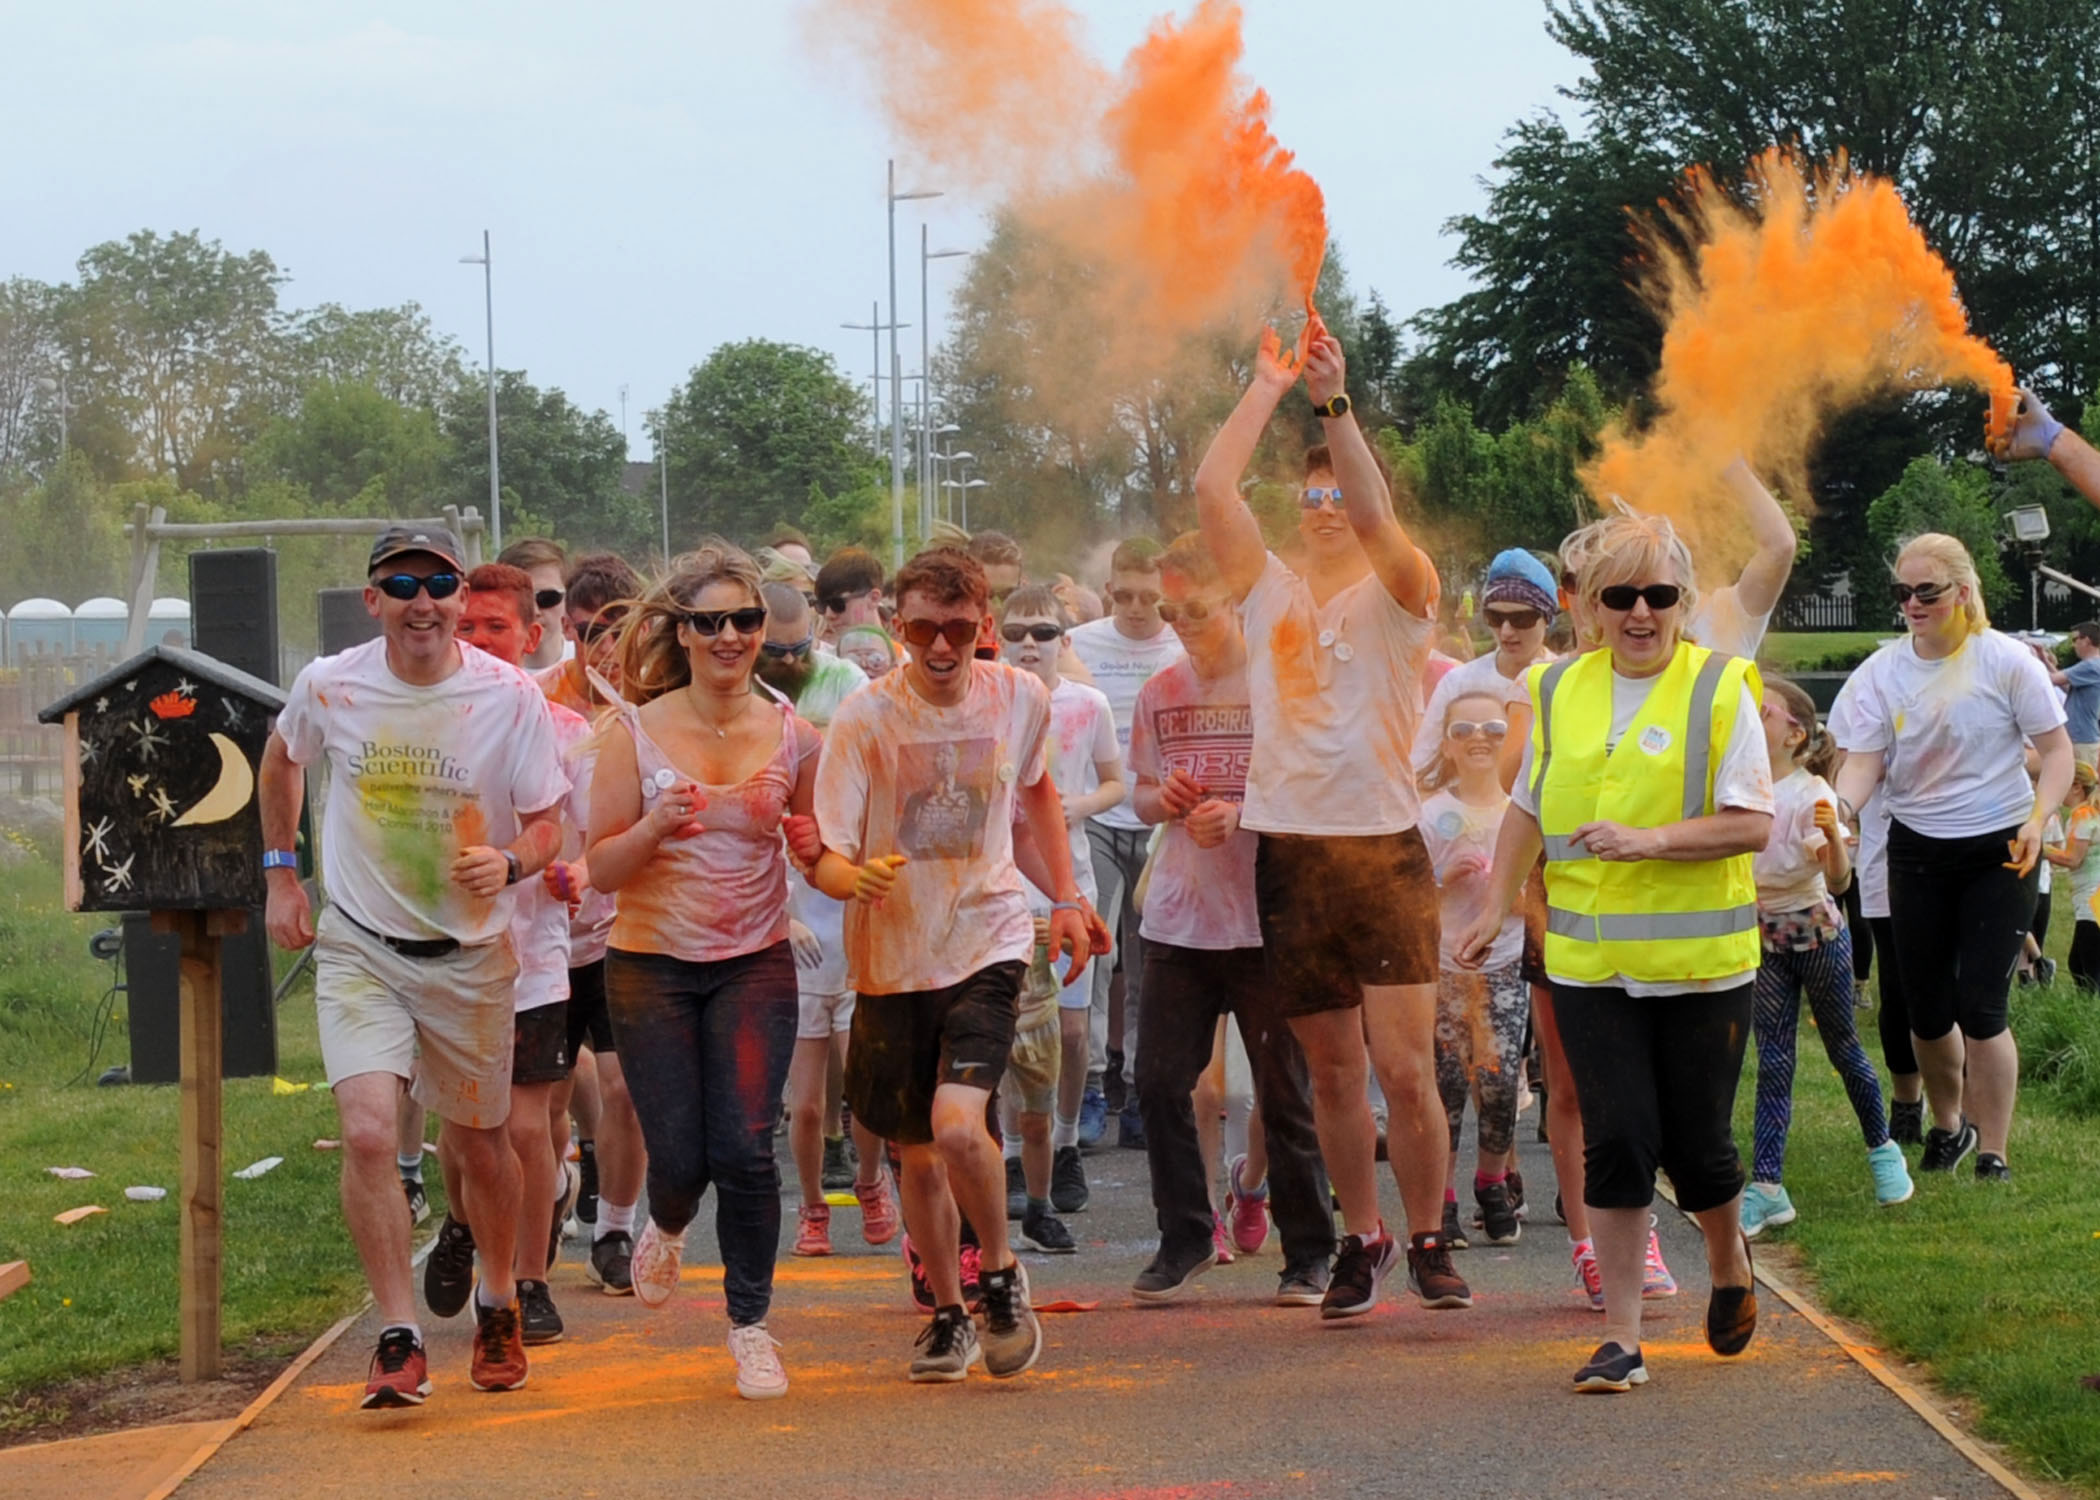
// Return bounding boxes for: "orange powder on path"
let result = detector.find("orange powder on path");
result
[1587,150,2013,579]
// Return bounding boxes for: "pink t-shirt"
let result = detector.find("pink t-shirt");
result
[1128,659,1261,951]
[607,700,819,964]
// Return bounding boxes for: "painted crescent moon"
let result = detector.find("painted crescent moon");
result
[172,732,256,827]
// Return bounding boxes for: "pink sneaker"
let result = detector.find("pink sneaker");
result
[1225,1154,1270,1256]
[1571,1238,1605,1311]
[793,1203,832,1257]
[1642,1217,1678,1298]
[1212,1214,1237,1266]
[960,1243,984,1314]
[855,1169,899,1246]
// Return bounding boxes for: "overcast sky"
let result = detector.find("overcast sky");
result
[1,1,1581,452]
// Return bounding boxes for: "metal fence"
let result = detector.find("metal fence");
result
[0,646,123,797]
[1775,592,1858,631]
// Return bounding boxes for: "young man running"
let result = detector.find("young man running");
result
[499,536,572,672]
[262,525,568,1407]
[805,548,1091,1382]
[1194,324,1471,1320]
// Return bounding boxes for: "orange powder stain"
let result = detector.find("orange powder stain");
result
[452,801,488,848]
[1266,614,1317,712]
[1587,149,2013,582]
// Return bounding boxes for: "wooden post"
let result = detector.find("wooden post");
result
[156,907,239,1382]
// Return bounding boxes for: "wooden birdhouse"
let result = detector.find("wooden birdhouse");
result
[38,644,286,914]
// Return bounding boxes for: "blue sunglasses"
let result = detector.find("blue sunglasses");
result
[1300,486,1344,510]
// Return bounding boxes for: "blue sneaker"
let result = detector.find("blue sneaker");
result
[1077,1088,1108,1150]
[1867,1140,1914,1205]
[1739,1182,1796,1240]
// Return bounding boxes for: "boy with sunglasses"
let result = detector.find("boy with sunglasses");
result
[498,537,572,672]
[261,525,570,1408]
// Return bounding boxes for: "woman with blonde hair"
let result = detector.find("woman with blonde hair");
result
[1459,511,1772,1393]
[1831,533,2072,1184]
[586,541,822,1400]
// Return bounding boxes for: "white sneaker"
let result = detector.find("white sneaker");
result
[728,1323,788,1400]
[632,1218,685,1308]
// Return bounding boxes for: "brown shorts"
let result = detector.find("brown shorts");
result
[846,962,1026,1145]
[1519,865,1550,990]
[1255,830,1441,1016]
[512,1001,572,1086]
[1005,1015,1060,1116]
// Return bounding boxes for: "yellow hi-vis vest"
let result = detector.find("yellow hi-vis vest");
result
[1528,642,1763,985]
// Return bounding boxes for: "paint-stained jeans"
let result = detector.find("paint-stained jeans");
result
[605,941,797,1327]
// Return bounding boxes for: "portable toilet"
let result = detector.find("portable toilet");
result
[8,598,72,661]
[72,596,129,654]
[148,596,192,650]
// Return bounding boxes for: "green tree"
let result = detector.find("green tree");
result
[0,453,128,607]
[0,278,64,477]
[438,372,647,556]
[291,303,466,413]
[247,380,449,512]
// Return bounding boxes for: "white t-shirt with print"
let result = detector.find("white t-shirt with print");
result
[816,661,1051,996]
[1128,659,1261,951]
[1830,629,2066,839]
[1067,617,1184,831]
[1685,584,1773,661]
[1418,787,1524,971]
[1035,677,1114,903]
[1412,650,1544,777]
[1239,552,1437,837]
[277,638,569,946]
[1754,767,1840,915]
[511,699,596,1011]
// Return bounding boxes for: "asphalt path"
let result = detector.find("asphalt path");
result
[179,1122,2005,1499]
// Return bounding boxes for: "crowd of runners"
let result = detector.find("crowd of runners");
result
[254,325,2100,1407]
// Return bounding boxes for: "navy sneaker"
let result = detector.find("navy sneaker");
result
[1077,1088,1108,1150]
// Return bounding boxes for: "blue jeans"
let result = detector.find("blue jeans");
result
[605,941,797,1327]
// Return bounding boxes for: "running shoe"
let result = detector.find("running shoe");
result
[548,1160,580,1270]
[631,1219,685,1309]
[424,1214,476,1319]
[960,1243,984,1314]
[401,1176,429,1228]
[855,1168,900,1245]
[1051,1144,1090,1214]
[978,1260,1042,1378]
[2038,957,2060,987]
[1507,1168,1528,1220]
[1739,1181,1796,1239]
[1475,1179,1521,1245]
[728,1323,789,1400]
[1975,1152,2012,1182]
[360,1327,430,1409]
[1642,1218,1678,1299]
[1224,1154,1269,1255]
[1211,1213,1236,1266]
[585,1230,634,1295]
[1572,1341,1648,1393]
[1275,1264,1331,1306]
[909,1307,981,1383]
[1132,1241,1218,1303]
[1006,1156,1027,1220]
[793,1203,833,1257]
[1022,1202,1077,1254]
[1888,1098,1924,1147]
[902,1233,936,1313]
[469,1295,529,1392]
[1117,1101,1146,1150]
[570,1141,599,1238]
[1439,1198,1471,1251]
[1406,1231,1473,1310]
[821,1136,855,1192]
[1321,1231,1398,1320]
[1572,1238,1605,1311]
[1706,1233,1757,1357]
[1919,1117,1978,1173]
[1868,1140,1915,1205]
[517,1279,563,1345]
[1077,1088,1108,1149]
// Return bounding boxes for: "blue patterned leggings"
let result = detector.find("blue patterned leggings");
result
[1752,924,1889,1184]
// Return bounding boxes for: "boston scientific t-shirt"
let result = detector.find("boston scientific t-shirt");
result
[816,661,1050,995]
[278,638,568,946]
[1066,617,1184,831]
[1128,659,1261,951]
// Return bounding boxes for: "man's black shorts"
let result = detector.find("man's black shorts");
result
[512,1000,572,1086]
[845,961,1026,1145]
[1255,830,1440,1015]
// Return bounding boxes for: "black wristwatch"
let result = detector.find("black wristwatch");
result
[1314,393,1352,420]
[503,850,523,887]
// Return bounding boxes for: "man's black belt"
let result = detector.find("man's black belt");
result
[339,909,462,960]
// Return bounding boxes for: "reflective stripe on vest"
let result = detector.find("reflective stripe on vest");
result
[1679,651,1730,821]
[1545,905,1760,942]
[1528,656,1577,808]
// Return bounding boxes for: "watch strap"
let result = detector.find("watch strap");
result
[503,850,523,886]
[1317,393,1352,419]
[262,849,298,871]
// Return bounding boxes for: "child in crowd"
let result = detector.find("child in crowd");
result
[1744,679,1912,1237]
[2045,761,2100,990]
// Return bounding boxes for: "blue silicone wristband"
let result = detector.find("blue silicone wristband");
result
[262,850,298,871]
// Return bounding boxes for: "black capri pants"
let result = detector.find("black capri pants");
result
[1550,979,1753,1214]
[1865,917,1917,1076]
[1886,819,2035,1044]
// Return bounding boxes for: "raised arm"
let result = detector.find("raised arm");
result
[1720,457,1799,620]
[1302,323,1436,615]
[1194,329,1299,599]
[1990,386,2100,509]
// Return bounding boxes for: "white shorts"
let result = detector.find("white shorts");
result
[797,987,856,1041]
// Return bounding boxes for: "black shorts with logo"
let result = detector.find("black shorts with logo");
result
[1255,829,1441,1016]
[565,958,615,1056]
[512,1000,572,1086]
[845,961,1026,1145]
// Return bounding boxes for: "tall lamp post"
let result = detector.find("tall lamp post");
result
[843,302,909,460]
[932,445,973,524]
[920,229,968,542]
[888,159,941,570]
[459,231,501,551]
[943,476,987,531]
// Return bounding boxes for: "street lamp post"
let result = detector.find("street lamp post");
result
[842,302,910,455]
[920,228,968,543]
[932,445,973,525]
[888,159,941,571]
[459,231,501,551]
[943,477,987,531]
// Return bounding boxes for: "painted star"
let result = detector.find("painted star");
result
[126,774,149,796]
[93,696,109,713]
[175,677,196,697]
[129,718,167,761]
[220,699,248,730]
[101,853,135,893]
[79,738,102,766]
[84,817,113,861]
[147,786,179,823]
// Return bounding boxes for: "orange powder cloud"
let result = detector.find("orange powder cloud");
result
[1586,149,2014,578]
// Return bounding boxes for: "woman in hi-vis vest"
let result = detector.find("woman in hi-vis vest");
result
[1456,514,1775,1395]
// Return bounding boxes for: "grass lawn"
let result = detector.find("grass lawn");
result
[1759,630,1892,672]
[0,849,403,1432]
[1742,880,2100,1495]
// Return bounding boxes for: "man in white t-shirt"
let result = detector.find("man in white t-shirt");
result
[261,525,568,1409]
[1194,319,1471,1321]
[1067,538,1185,1148]
[807,548,1090,1384]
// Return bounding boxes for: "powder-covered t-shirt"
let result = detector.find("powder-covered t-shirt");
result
[1830,629,2065,839]
[509,700,598,1010]
[1685,584,1774,662]
[790,654,869,730]
[1066,617,1184,831]
[2067,805,2100,921]
[1128,659,1260,951]
[1240,552,1437,837]
[1035,677,1114,903]
[1411,650,1545,777]
[1417,787,1523,971]
[277,638,568,946]
[1753,767,1841,916]
[816,661,1051,995]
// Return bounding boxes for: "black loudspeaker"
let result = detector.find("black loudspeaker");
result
[190,548,281,687]
[318,588,381,656]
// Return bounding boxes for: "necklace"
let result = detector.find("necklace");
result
[687,684,755,739]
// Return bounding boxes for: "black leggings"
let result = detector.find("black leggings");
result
[2031,888,2052,952]
[1866,917,1917,1077]
[1550,980,1752,1214]
[2071,921,2100,992]
[1885,819,2035,1044]
[1841,881,1872,983]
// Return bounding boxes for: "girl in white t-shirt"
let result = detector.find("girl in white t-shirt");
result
[1745,679,1910,1236]
[2043,761,2100,990]
[1418,692,1531,1247]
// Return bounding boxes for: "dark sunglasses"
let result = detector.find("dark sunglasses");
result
[1001,623,1063,644]
[1597,583,1682,613]
[1447,719,1509,742]
[684,607,768,637]
[1891,581,1951,606]
[576,611,627,644]
[535,587,565,611]
[1300,486,1344,509]
[1157,598,1218,625]
[374,571,463,601]
[761,635,815,660]
[897,617,981,651]
[819,588,872,616]
[1484,607,1543,630]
